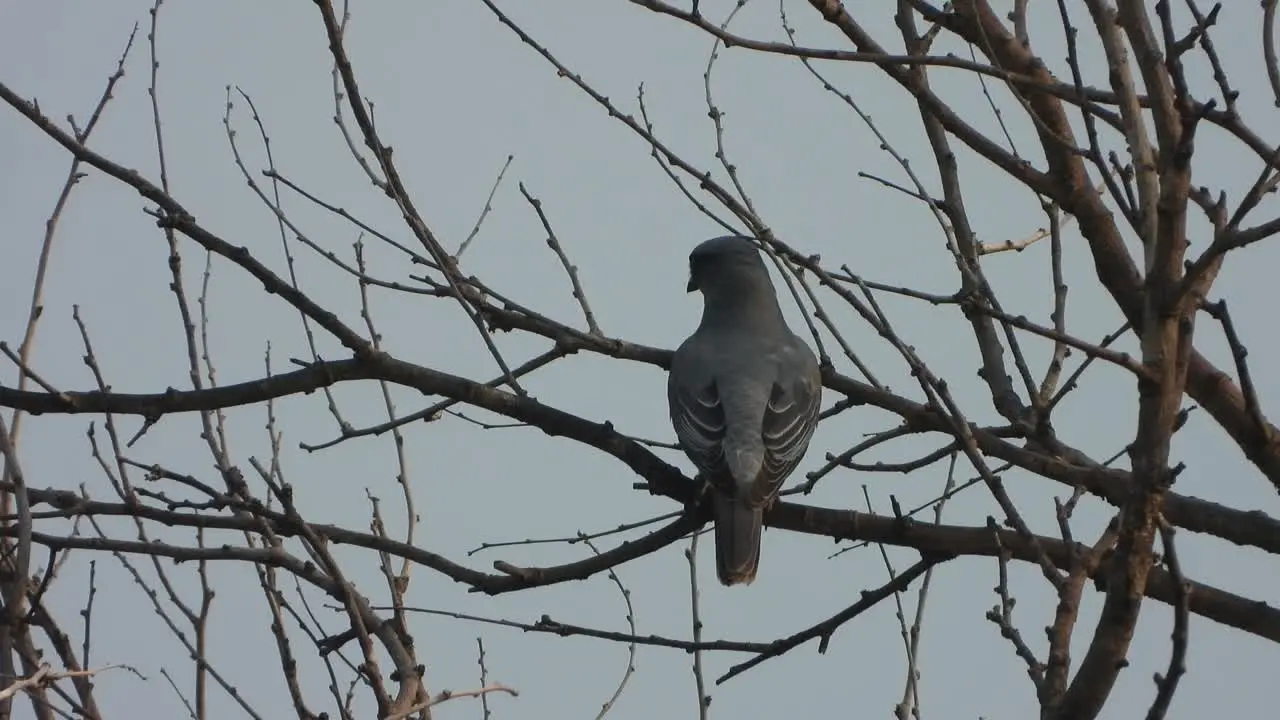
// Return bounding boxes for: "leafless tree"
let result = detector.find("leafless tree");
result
[2,1,1279,719]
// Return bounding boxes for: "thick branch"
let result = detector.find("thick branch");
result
[6,493,1276,643]
[949,0,1280,495]
[3,359,1277,559]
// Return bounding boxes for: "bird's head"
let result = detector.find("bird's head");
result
[685,235,770,294]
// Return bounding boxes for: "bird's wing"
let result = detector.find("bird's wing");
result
[668,343,727,478]
[746,343,822,507]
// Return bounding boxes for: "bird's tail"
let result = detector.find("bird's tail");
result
[711,493,763,586]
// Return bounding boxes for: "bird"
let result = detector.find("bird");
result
[667,236,823,586]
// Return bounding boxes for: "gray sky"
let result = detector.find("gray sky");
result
[3,1,1279,718]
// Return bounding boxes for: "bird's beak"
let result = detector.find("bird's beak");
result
[686,275,698,293]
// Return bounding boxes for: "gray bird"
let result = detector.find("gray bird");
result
[668,236,823,586]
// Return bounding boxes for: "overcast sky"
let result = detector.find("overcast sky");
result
[3,1,1279,719]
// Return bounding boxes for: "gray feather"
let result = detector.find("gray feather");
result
[667,236,823,586]
[712,493,763,585]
